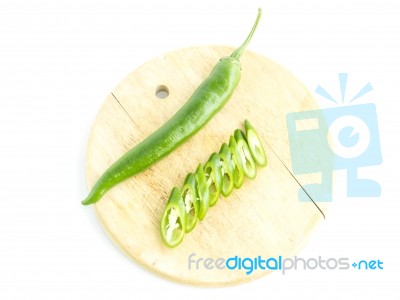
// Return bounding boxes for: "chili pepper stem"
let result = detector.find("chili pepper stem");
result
[230,8,262,60]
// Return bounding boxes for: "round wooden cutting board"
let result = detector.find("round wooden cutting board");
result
[85,46,328,286]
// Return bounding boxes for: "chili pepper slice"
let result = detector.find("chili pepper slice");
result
[204,153,222,207]
[244,119,267,167]
[218,143,235,197]
[234,129,257,179]
[160,187,186,248]
[229,135,244,189]
[194,163,210,221]
[181,173,198,233]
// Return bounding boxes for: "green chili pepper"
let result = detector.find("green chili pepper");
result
[181,173,198,233]
[234,129,257,179]
[160,187,186,248]
[81,9,262,205]
[195,164,210,221]
[218,143,235,197]
[229,135,245,189]
[245,120,267,167]
[160,120,268,247]
[204,153,223,207]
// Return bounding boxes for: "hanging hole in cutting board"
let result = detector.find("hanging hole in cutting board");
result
[155,85,169,99]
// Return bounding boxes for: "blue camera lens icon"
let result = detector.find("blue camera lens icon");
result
[286,103,382,202]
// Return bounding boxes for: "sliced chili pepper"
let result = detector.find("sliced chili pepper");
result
[181,173,198,233]
[160,187,186,248]
[234,129,257,179]
[194,164,210,221]
[245,119,267,167]
[204,153,222,207]
[160,120,269,248]
[229,135,244,189]
[218,143,235,197]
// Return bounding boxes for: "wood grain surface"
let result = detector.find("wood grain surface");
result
[85,46,329,286]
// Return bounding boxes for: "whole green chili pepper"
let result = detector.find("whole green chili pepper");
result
[82,9,262,205]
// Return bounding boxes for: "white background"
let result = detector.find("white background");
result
[1,0,399,299]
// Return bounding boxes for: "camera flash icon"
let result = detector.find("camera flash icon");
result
[286,73,382,202]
